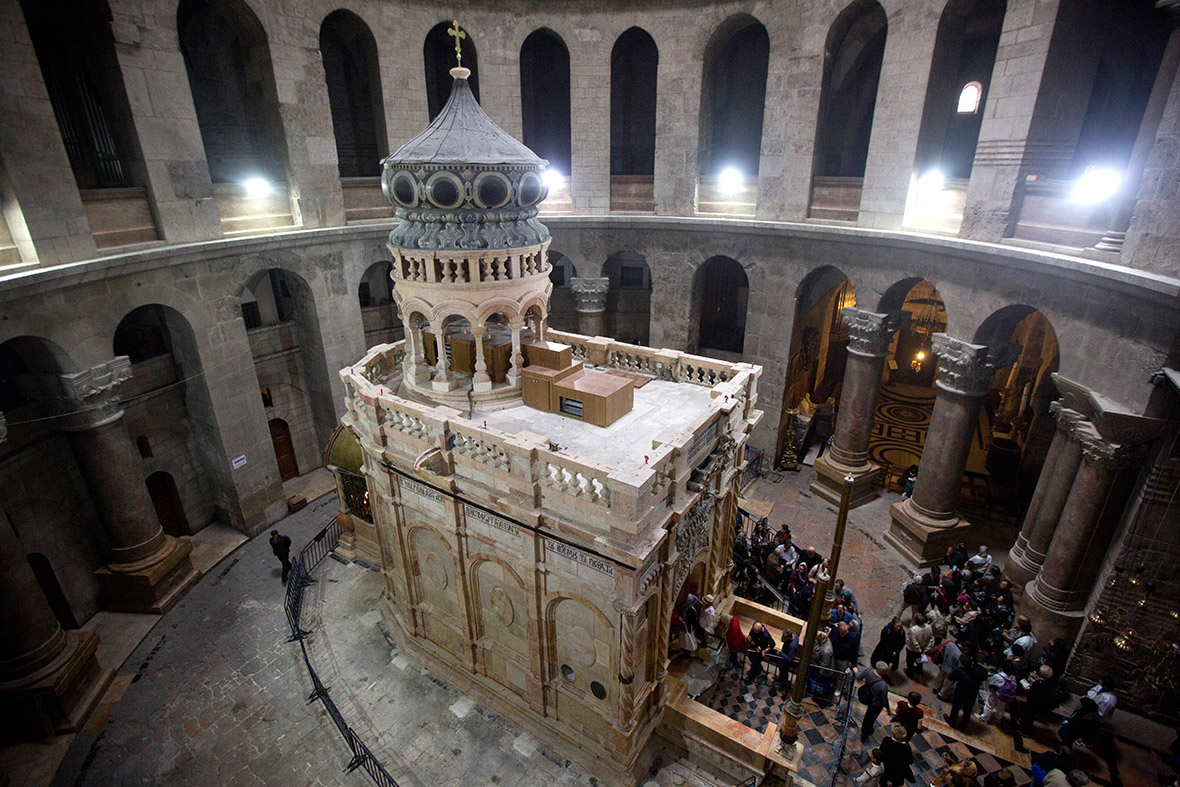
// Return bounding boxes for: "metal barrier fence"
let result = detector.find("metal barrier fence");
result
[741,445,765,490]
[282,518,400,787]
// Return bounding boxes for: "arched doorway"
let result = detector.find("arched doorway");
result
[693,256,749,354]
[424,21,480,120]
[146,471,189,536]
[808,0,887,220]
[358,261,400,346]
[269,418,299,481]
[27,553,77,630]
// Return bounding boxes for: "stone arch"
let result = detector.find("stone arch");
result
[698,14,770,180]
[610,27,658,181]
[602,251,651,345]
[545,594,614,706]
[424,21,480,121]
[319,9,387,178]
[475,298,524,324]
[468,554,529,656]
[357,261,400,348]
[178,0,289,185]
[406,523,459,619]
[521,29,571,178]
[691,255,749,354]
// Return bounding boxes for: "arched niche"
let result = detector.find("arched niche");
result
[692,256,749,354]
[699,16,769,181]
[320,10,387,178]
[610,27,658,211]
[521,29,572,178]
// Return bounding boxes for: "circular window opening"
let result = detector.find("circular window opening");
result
[518,173,543,207]
[590,681,607,700]
[560,664,575,682]
[475,173,511,209]
[391,173,416,206]
[430,178,461,208]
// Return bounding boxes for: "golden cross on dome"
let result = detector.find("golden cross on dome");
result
[447,20,466,67]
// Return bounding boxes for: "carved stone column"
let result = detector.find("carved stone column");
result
[1023,424,1137,644]
[404,317,431,384]
[507,317,525,385]
[58,358,199,614]
[615,604,640,733]
[886,335,995,566]
[571,277,609,337]
[431,326,455,390]
[471,324,492,392]
[812,308,903,508]
[0,507,113,742]
[1007,403,1086,589]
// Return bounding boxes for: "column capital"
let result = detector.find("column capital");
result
[1049,401,1087,433]
[931,334,994,397]
[1074,422,1140,470]
[57,357,133,431]
[842,307,904,358]
[570,277,609,312]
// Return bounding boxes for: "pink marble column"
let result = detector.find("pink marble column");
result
[1007,402,1086,589]
[812,308,904,508]
[886,334,994,566]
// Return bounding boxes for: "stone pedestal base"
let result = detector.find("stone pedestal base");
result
[1004,536,1043,590]
[1022,588,1087,648]
[885,500,973,567]
[0,630,113,742]
[810,453,883,509]
[96,536,199,614]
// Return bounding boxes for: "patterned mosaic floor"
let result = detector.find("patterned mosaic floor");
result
[868,384,935,472]
[703,663,791,733]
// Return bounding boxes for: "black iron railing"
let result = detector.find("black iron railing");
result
[741,444,764,490]
[283,518,399,787]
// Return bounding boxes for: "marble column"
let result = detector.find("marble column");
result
[886,334,995,566]
[471,325,492,392]
[812,308,904,508]
[431,327,455,390]
[507,318,525,385]
[1006,403,1086,589]
[1094,1,1180,253]
[571,277,609,337]
[1024,424,1135,644]
[404,318,431,385]
[0,508,113,741]
[58,358,199,614]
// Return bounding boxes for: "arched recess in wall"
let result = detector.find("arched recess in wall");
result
[547,252,578,333]
[178,0,287,185]
[866,278,948,485]
[602,251,651,345]
[808,0,887,221]
[424,22,480,121]
[358,261,402,348]
[692,256,748,355]
[697,16,769,213]
[521,29,572,181]
[113,304,219,534]
[610,27,658,212]
[239,268,338,474]
[319,10,387,178]
[973,305,1060,516]
[776,267,857,464]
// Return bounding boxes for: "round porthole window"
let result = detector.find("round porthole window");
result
[518,172,544,207]
[389,171,418,208]
[473,172,511,209]
[560,664,575,682]
[425,171,465,210]
[590,681,607,700]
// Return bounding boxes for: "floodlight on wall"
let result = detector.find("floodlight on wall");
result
[243,177,273,199]
[917,170,945,199]
[542,168,564,190]
[718,167,743,195]
[1071,166,1122,205]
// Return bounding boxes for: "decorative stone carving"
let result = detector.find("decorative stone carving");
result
[672,492,714,598]
[1050,401,1086,433]
[931,333,994,397]
[57,357,133,431]
[1073,421,1139,470]
[842,308,905,358]
[570,278,609,313]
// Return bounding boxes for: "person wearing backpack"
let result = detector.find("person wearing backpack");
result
[979,666,1018,725]
[857,661,892,742]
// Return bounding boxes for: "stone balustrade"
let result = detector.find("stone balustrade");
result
[390,247,549,284]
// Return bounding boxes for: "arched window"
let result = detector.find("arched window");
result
[610,28,658,177]
[319,11,387,177]
[424,22,480,121]
[957,82,983,114]
[695,256,749,354]
[520,30,572,178]
[700,17,769,179]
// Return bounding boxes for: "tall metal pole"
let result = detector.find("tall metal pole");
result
[825,473,856,602]
[778,568,831,754]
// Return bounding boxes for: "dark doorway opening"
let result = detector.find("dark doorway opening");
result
[269,418,299,481]
[146,471,190,536]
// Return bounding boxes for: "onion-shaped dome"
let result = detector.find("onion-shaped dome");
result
[382,67,551,251]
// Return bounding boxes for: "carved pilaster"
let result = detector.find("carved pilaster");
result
[842,308,905,358]
[570,277,609,313]
[615,603,640,732]
[931,333,994,397]
[56,357,133,431]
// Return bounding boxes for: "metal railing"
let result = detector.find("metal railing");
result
[282,518,399,787]
[741,445,764,490]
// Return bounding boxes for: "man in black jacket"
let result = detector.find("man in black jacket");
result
[946,654,987,731]
[270,530,293,584]
[857,661,891,742]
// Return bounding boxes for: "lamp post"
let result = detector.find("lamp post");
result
[825,473,855,602]
[777,567,831,756]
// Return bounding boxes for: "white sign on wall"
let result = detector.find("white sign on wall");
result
[232,455,247,469]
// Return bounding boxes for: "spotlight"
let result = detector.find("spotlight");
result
[918,170,944,198]
[542,169,564,190]
[1071,166,1122,205]
[718,167,743,195]
[243,177,273,199]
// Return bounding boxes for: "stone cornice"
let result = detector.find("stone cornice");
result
[1073,421,1139,470]
[842,307,905,358]
[57,357,133,432]
[570,277,609,313]
[1051,373,1167,445]
[1049,401,1087,435]
[931,333,994,397]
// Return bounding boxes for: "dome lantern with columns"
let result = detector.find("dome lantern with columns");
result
[382,62,553,409]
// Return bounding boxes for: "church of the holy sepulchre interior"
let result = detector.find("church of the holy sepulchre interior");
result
[2,1,1180,786]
